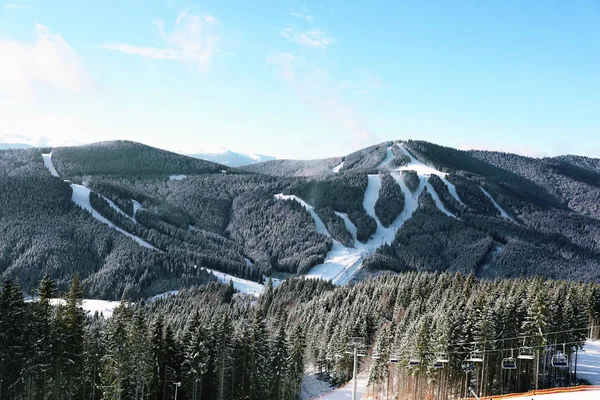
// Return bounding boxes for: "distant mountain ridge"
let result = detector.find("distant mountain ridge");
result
[0,143,35,149]
[188,148,276,167]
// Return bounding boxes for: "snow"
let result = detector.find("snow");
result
[71,184,158,250]
[395,143,466,206]
[275,194,331,236]
[332,161,345,173]
[201,267,265,297]
[48,298,120,319]
[148,290,180,302]
[423,179,457,218]
[308,373,368,400]
[578,340,600,385]
[41,153,59,177]
[169,174,187,180]
[480,186,516,222]
[377,146,394,169]
[132,199,143,220]
[335,211,357,244]
[301,374,334,399]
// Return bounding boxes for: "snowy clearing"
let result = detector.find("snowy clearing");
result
[480,186,516,222]
[578,340,600,385]
[201,267,265,296]
[132,199,143,220]
[169,174,187,180]
[71,184,157,250]
[332,161,345,173]
[48,298,120,318]
[42,153,59,177]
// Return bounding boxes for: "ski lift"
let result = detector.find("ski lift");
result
[408,358,420,367]
[435,352,450,364]
[467,349,484,363]
[551,344,568,368]
[372,352,381,360]
[517,338,534,360]
[501,349,517,370]
[389,355,400,363]
[433,361,445,369]
[461,358,475,372]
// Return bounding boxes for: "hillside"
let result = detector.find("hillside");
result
[2,139,600,299]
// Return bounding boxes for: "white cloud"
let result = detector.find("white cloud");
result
[101,11,222,73]
[290,6,314,22]
[279,28,336,48]
[267,52,373,146]
[0,24,90,103]
[4,3,31,9]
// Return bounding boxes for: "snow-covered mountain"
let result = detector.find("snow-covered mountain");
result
[188,148,276,167]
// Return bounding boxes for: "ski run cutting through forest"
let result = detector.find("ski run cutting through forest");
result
[41,153,158,250]
[276,142,516,285]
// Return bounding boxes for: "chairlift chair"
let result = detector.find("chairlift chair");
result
[501,349,517,370]
[468,350,484,363]
[552,344,569,368]
[517,338,535,360]
[461,358,475,372]
[435,352,450,364]
[389,355,399,363]
[433,361,445,369]
[372,352,381,360]
[408,358,420,367]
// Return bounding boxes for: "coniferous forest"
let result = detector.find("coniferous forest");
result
[2,271,599,400]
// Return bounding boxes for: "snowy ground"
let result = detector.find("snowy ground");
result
[301,374,334,399]
[169,174,187,180]
[47,298,120,318]
[201,267,265,296]
[578,340,600,385]
[148,290,180,302]
[506,390,600,399]
[42,153,59,177]
[305,373,368,400]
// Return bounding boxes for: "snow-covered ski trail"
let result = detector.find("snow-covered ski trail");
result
[377,146,394,169]
[201,267,265,296]
[71,184,157,250]
[41,153,157,250]
[395,143,466,207]
[275,194,331,236]
[306,372,368,399]
[42,153,59,177]
[480,186,516,222]
[332,161,345,173]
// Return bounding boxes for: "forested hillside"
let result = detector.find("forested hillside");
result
[2,272,599,400]
[2,139,600,300]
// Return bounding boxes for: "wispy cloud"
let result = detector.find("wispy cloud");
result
[290,6,314,22]
[0,24,90,103]
[279,28,336,48]
[4,3,31,9]
[100,10,222,73]
[267,52,373,146]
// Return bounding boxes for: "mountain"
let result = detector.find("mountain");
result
[0,143,34,149]
[2,139,600,300]
[188,148,276,167]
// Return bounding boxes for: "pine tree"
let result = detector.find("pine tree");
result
[248,312,269,400]
[270,324,288,400]
[286,325,305,400]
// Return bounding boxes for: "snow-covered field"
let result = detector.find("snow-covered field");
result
[169,174,187,180]
[47,298,120,318]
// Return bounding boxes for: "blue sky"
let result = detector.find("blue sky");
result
[0,0,599,159]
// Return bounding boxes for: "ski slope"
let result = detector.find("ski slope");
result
[480,186,516,222]
[169,174,187,180]
[332,161,345,173]
[201,267,265,296]
[42,153,59,177]
[48,298,120,318]
[377,146,394,169]
[306,373,368,400]
[41,153,157,250]
[578,340,600,385]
